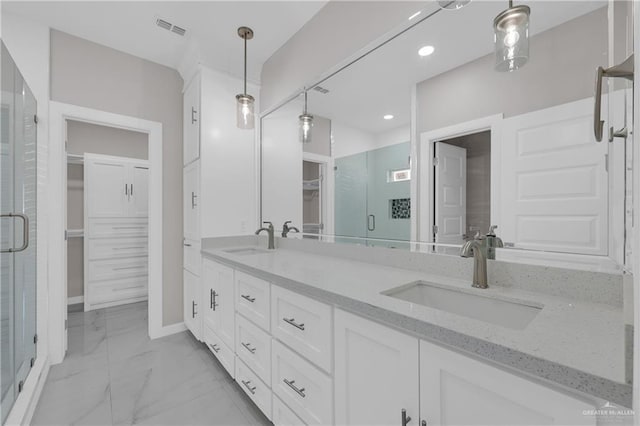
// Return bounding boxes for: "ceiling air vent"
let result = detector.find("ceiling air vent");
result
[155,18,187,37]
[313,86,330,94]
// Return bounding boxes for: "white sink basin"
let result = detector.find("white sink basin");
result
[223,247,271,256]
[381,281,542,330]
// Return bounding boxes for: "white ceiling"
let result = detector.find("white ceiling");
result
[304,1,607,135]
[2,1,327,82]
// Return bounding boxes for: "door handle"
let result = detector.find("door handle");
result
[0,213,29,253]
[130,184,133,196]
[210,290,218,310]
[367,214,376,232]
[191,192,198,208]
[594,54,634,142]
[191,107,198,124]
[192,301,197,318]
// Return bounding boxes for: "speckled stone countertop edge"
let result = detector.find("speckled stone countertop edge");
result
[201,248,632,408]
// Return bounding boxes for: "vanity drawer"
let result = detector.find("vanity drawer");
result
[236,314,271,384]
[87,276,147,305]
[272,396,306,426]
[87,236,148,260]
[88,218,148,238]
[235,271,270,331]
[272,340,332,426]
[271,286,332,372]
[236,357,272,420]
[203,324,235,379]
[183,239,201,275]
[87,257,148,281]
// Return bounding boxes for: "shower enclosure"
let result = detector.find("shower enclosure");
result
[0,42,38,423]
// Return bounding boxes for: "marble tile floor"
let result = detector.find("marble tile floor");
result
[32,302,272,426]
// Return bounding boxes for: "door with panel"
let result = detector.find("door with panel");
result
[183,160,200,242]
[201,259,235,348]
[334,309,419,426]
[130,165,149,217]
[419,340,596,425]
[434,142,467,245]
[183,75,200,166]
[85,157,129,217]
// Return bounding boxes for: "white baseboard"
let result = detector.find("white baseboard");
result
[150,321,187,339]
[67,296,84,305]
[5,357,50,426]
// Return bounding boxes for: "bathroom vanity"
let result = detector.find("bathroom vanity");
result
[182,235,631,425]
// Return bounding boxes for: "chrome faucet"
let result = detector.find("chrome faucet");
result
[485,225,504,260]
[255,221,275,249]
[460,234,488,289]
[281,221,300,238]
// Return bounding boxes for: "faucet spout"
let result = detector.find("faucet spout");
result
[460,239,488,289]
[256,221,275,249]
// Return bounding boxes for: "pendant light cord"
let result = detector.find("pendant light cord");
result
[243,35,247,96]
[303,90,308,115]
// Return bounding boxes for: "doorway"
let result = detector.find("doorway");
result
[433,131,491,244]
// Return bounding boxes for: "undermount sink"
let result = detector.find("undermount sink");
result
[381,281,542,330]
[223,247,270,256]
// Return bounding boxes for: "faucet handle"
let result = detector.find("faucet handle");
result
[263,221,273,229]
[487,225,498,236]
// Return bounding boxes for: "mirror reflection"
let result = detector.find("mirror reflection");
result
[261,1,632,268]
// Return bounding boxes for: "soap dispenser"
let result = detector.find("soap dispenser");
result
[486,225,503,260]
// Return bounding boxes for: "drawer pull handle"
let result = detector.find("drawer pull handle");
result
[241,342,256,354]
[241,294,256,303]
[112,246,145,250]
[283,379,306,398]
[210,290,218,310]
[283,317,305,331]
[241,380,256,395]
[113,265,146,271]
[402,409,412,426]
[208,343,220,353]
[183,243,192,247]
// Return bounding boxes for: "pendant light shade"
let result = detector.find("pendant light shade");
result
[494,2,530,72]
[236,26,255,129]
[299,90,313,144]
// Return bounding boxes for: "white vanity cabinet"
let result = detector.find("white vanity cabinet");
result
[183,268,201,340]
[419,341,597,426]
[202,259,235,349]
[334,309,419,426]
[183,73,200,166]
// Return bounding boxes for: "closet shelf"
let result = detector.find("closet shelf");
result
[67,228,84,238]
[67,153,84,165]
[303,179,320,191]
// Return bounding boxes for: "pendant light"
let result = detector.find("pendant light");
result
[493,0,530,72]
[236,26,255,129]
[299,90,313,144]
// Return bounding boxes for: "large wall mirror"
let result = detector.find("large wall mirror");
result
[261,1,633,270]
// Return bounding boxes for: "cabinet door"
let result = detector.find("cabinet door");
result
[86,159,129,218]
[183,75,200,165]
[334,309,419,425]
[420,340,597,426]
[183,160,200,241]
[202,259,235,348]
[183,268,201,341]
[130,165,149,217]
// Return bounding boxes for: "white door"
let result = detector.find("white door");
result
[183,75,200,166]
[130,165,149,217]
[434,142,467,244]
[183,268,201,340]
[86,158,128,218]
[500,97,608,255]
[202,260,235,348]
[183,160,200,241]
[334,309,419,426]
[419,340,596,425]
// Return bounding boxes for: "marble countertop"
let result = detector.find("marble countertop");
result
[201,238,631,407]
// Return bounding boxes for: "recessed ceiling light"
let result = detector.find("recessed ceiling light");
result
[408,11,421,20]
[383,114,394,120]
[418,45,435,57]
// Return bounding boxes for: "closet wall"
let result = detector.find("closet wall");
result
[66,120,148,302]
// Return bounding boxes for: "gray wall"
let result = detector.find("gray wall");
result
[51,30,184,326]
[416,7,608,134]
[260,1,419,112]
[66,121,149,300]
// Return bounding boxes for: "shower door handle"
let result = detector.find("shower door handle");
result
[594,54,634,142]
[0,213,29,253]
[367,214,376,232]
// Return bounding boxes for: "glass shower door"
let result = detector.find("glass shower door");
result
[0,42,38,424]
